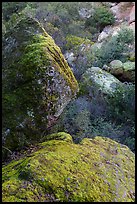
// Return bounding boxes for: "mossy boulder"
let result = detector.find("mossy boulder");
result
[2,132,135,202]
[109,60,135,82]
[122,61,135,82]
[81,67,123,96]
[109,60,123,76]
[2,15,78,158]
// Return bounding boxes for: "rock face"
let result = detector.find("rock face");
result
[78,8,94,19]
[82,67,122,96]
[2,132,135,202]
[2,15,78,157]
[110,2,134,24]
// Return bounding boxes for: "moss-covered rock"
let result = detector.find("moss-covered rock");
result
[82,67,123,96]
[109,60,123,76]
[2,132,135,202]
[122,61,135,82]
[108,60,135,82]
[2,15,78,158]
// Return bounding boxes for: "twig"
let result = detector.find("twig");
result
[2,146,12,154]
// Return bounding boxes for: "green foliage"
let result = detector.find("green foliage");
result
[123,126,135,152]
[65,35,93,51]
[107,83,135,122]
[93,27,134,67]
[2,2,36,22]
[116,27,134,44]
[2,2,27,21]
[85,6,115,33]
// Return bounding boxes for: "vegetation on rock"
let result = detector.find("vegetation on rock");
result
[2,15,78,160]
[85,5,115,33]
[2,133,135,202]
[2,2,135,202]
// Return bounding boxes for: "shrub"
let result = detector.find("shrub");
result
[85,5,115,33]
[93,27,134,67]
[65,35,92,50]
[107,82,135,123]
[116,27,134,44]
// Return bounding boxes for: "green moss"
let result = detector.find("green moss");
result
[3,16,79,159]
[2,133,135,202]
[20,31,78,94]
[123,61,135,71]
[40,132,73,143]
[66,34,94,51]
[129,57,135,62]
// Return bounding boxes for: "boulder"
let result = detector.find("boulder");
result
[109,60,123,75]
[128,5,135,24]
[82,67,123,96]
[109,61,135,82]
[97,31,109,42]
[2,133,135,202]
[78,8,94,19]
[122,61,135,82]
[110,4,119,17]
[2,15,78,157]
[64,51,76,65]
[110,2,134,24]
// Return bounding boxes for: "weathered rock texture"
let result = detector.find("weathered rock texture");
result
[109,60,135,82]
[82,67,123,96]
[2,132,135,202]
[2,15,78,157]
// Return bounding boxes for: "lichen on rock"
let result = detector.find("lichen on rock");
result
[2,133,135,202]
[81,67,123,96]
[2,15,79,159]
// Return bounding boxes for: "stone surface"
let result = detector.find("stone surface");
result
[128,4,135,24]
[64,51,76,65]
[78,8,94,19]
[2,133,135,202]
[82,67,123,96]
[2,15,78,157]
[109,61,135,82]
[122,61,135,82]
[97,31,109,42]
[110,2,134,24]
[109,60,123,75]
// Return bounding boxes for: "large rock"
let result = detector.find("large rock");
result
[128,4,135,24]
[2,132,135,202]
[97,31,109,42]
[108,60,135,82]
[2,15,78,157]
[110,2,134,24]
[122,61,135,82]
[82,67,123,96]
[109,60,123,75]
[48,67,134,141]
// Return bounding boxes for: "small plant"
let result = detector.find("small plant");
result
[65,34,92,50]
[85,5,115,33]
[107,83,135,123]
